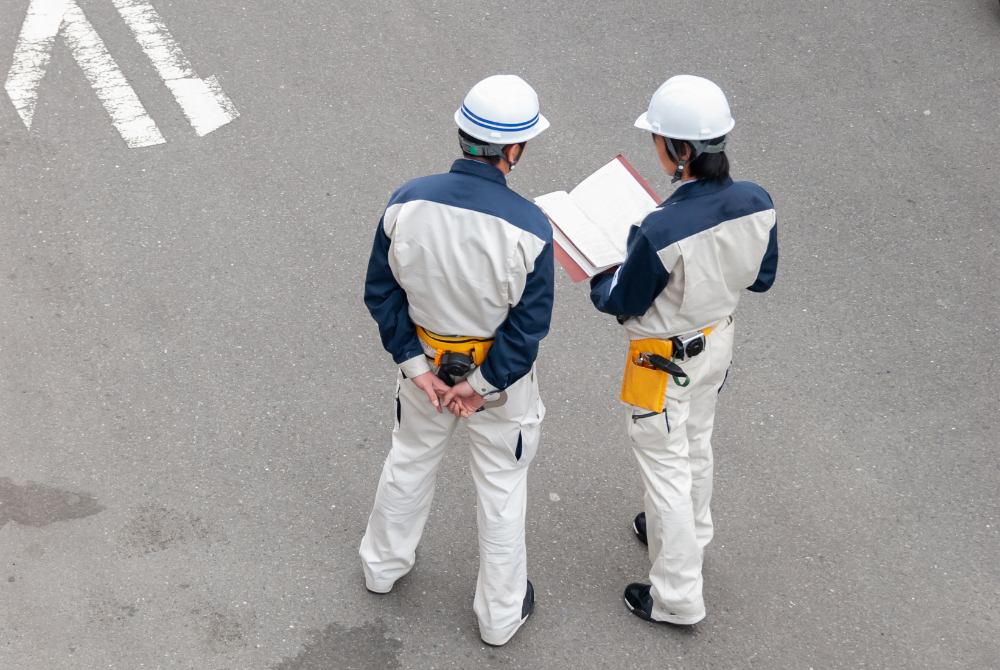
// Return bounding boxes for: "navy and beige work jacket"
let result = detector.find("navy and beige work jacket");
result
[364,159,555,395]
[590,176,778,338]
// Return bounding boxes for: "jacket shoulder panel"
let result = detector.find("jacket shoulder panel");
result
[641,180,774,251]
[389,171,551,243]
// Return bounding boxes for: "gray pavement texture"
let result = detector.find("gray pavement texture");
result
[0,0,998,668]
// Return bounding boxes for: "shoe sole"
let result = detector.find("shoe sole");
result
[482,612,530,646]
[624,593,703,626]
[624,595,652,621]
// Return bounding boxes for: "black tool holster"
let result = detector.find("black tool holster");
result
[435,351,474,387]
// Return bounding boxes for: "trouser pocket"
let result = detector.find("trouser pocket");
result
[717,362,731,395]
[626,407,669,444]
[513,367,544,465]
[468,366,545,467]
[394,379,402,428]
[513,400,543,465]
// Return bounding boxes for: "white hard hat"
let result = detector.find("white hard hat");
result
[455,74,550,144]
[634,75,735,140]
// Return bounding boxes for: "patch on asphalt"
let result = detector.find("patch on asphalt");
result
[86,591,158,629]
[272,620,402,670]
[0,477,104,529]
[118,505,225,557]
[188,606,245,651]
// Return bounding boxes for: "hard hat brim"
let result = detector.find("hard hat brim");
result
[455,108,549,144]
[634,111,657,133]
[635,111,735,140]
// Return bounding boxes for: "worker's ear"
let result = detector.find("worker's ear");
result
[676,140,693,162]
[504,143,524,165]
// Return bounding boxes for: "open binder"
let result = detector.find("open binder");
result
[534,155,661,283]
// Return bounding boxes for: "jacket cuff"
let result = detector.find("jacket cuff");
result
[467,367,501,397]
[399,354,431,379]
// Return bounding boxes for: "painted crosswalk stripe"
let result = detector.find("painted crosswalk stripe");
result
[4,0,166,148]
[111,0,239,136]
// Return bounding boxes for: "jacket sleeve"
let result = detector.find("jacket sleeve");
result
[747,223,778,292]
[590,227,670,317]
[467,240,554,395]
[363,215,429,378]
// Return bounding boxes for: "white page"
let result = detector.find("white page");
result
[534,191,625,268]
[549,224,600,277]
[568,159,658,256]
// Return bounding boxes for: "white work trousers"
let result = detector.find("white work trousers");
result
[359,366,544,645]
[625,316,734,625]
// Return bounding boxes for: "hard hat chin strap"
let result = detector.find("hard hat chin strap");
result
[664,134,730,184]
[664,139,688,184]
[459,132,520,169]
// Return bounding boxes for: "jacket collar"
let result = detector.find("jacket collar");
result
[660,176,734,206]
[450,158,507,186]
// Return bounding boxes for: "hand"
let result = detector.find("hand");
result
[441,381,485,418]
[446,396,483,418]
[410,371,451,413]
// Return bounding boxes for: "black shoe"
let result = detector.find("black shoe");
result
[624,582,656,621]
[624,583,704,625]
[483,579,534,646]
[633,512,648,545]
[522,579,535,620]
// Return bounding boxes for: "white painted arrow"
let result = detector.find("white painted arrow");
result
[111,0,239,136]
[4,0,239,147]
[5,0,166,148]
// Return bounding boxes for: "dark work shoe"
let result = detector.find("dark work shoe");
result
[624,582,656,621]
[522,579,535,620]
[624,583,705,626]
[633,512,648,545]
[483,579,534,646]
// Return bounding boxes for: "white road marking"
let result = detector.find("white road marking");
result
[111,0,239,136]
[60,1,166,147]
[4,0,237,147]
[4,0,165,148]
[3,0,64,130]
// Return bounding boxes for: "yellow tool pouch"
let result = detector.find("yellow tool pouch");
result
[620,324,718,412]
[620,338,674,413]
[415,326,494,367]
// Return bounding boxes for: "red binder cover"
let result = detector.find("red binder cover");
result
[552,239,591,282]
[550,155,661,283]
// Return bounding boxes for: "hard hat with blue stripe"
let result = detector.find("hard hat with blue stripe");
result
[455,75,550,145]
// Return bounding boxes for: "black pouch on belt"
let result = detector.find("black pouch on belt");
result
[436,351,474,387]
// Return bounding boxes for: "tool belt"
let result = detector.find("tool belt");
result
[416,325,494,387]
[620,323,719,413]
[416,326,494,366]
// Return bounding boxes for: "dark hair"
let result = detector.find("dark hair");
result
[668,136,730,182]
[459,129,525,167]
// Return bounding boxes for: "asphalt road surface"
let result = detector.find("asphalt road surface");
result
[1,0,998,668]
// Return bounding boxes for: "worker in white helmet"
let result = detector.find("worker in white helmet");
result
[590,75,778,626]
[359,74,553,646]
